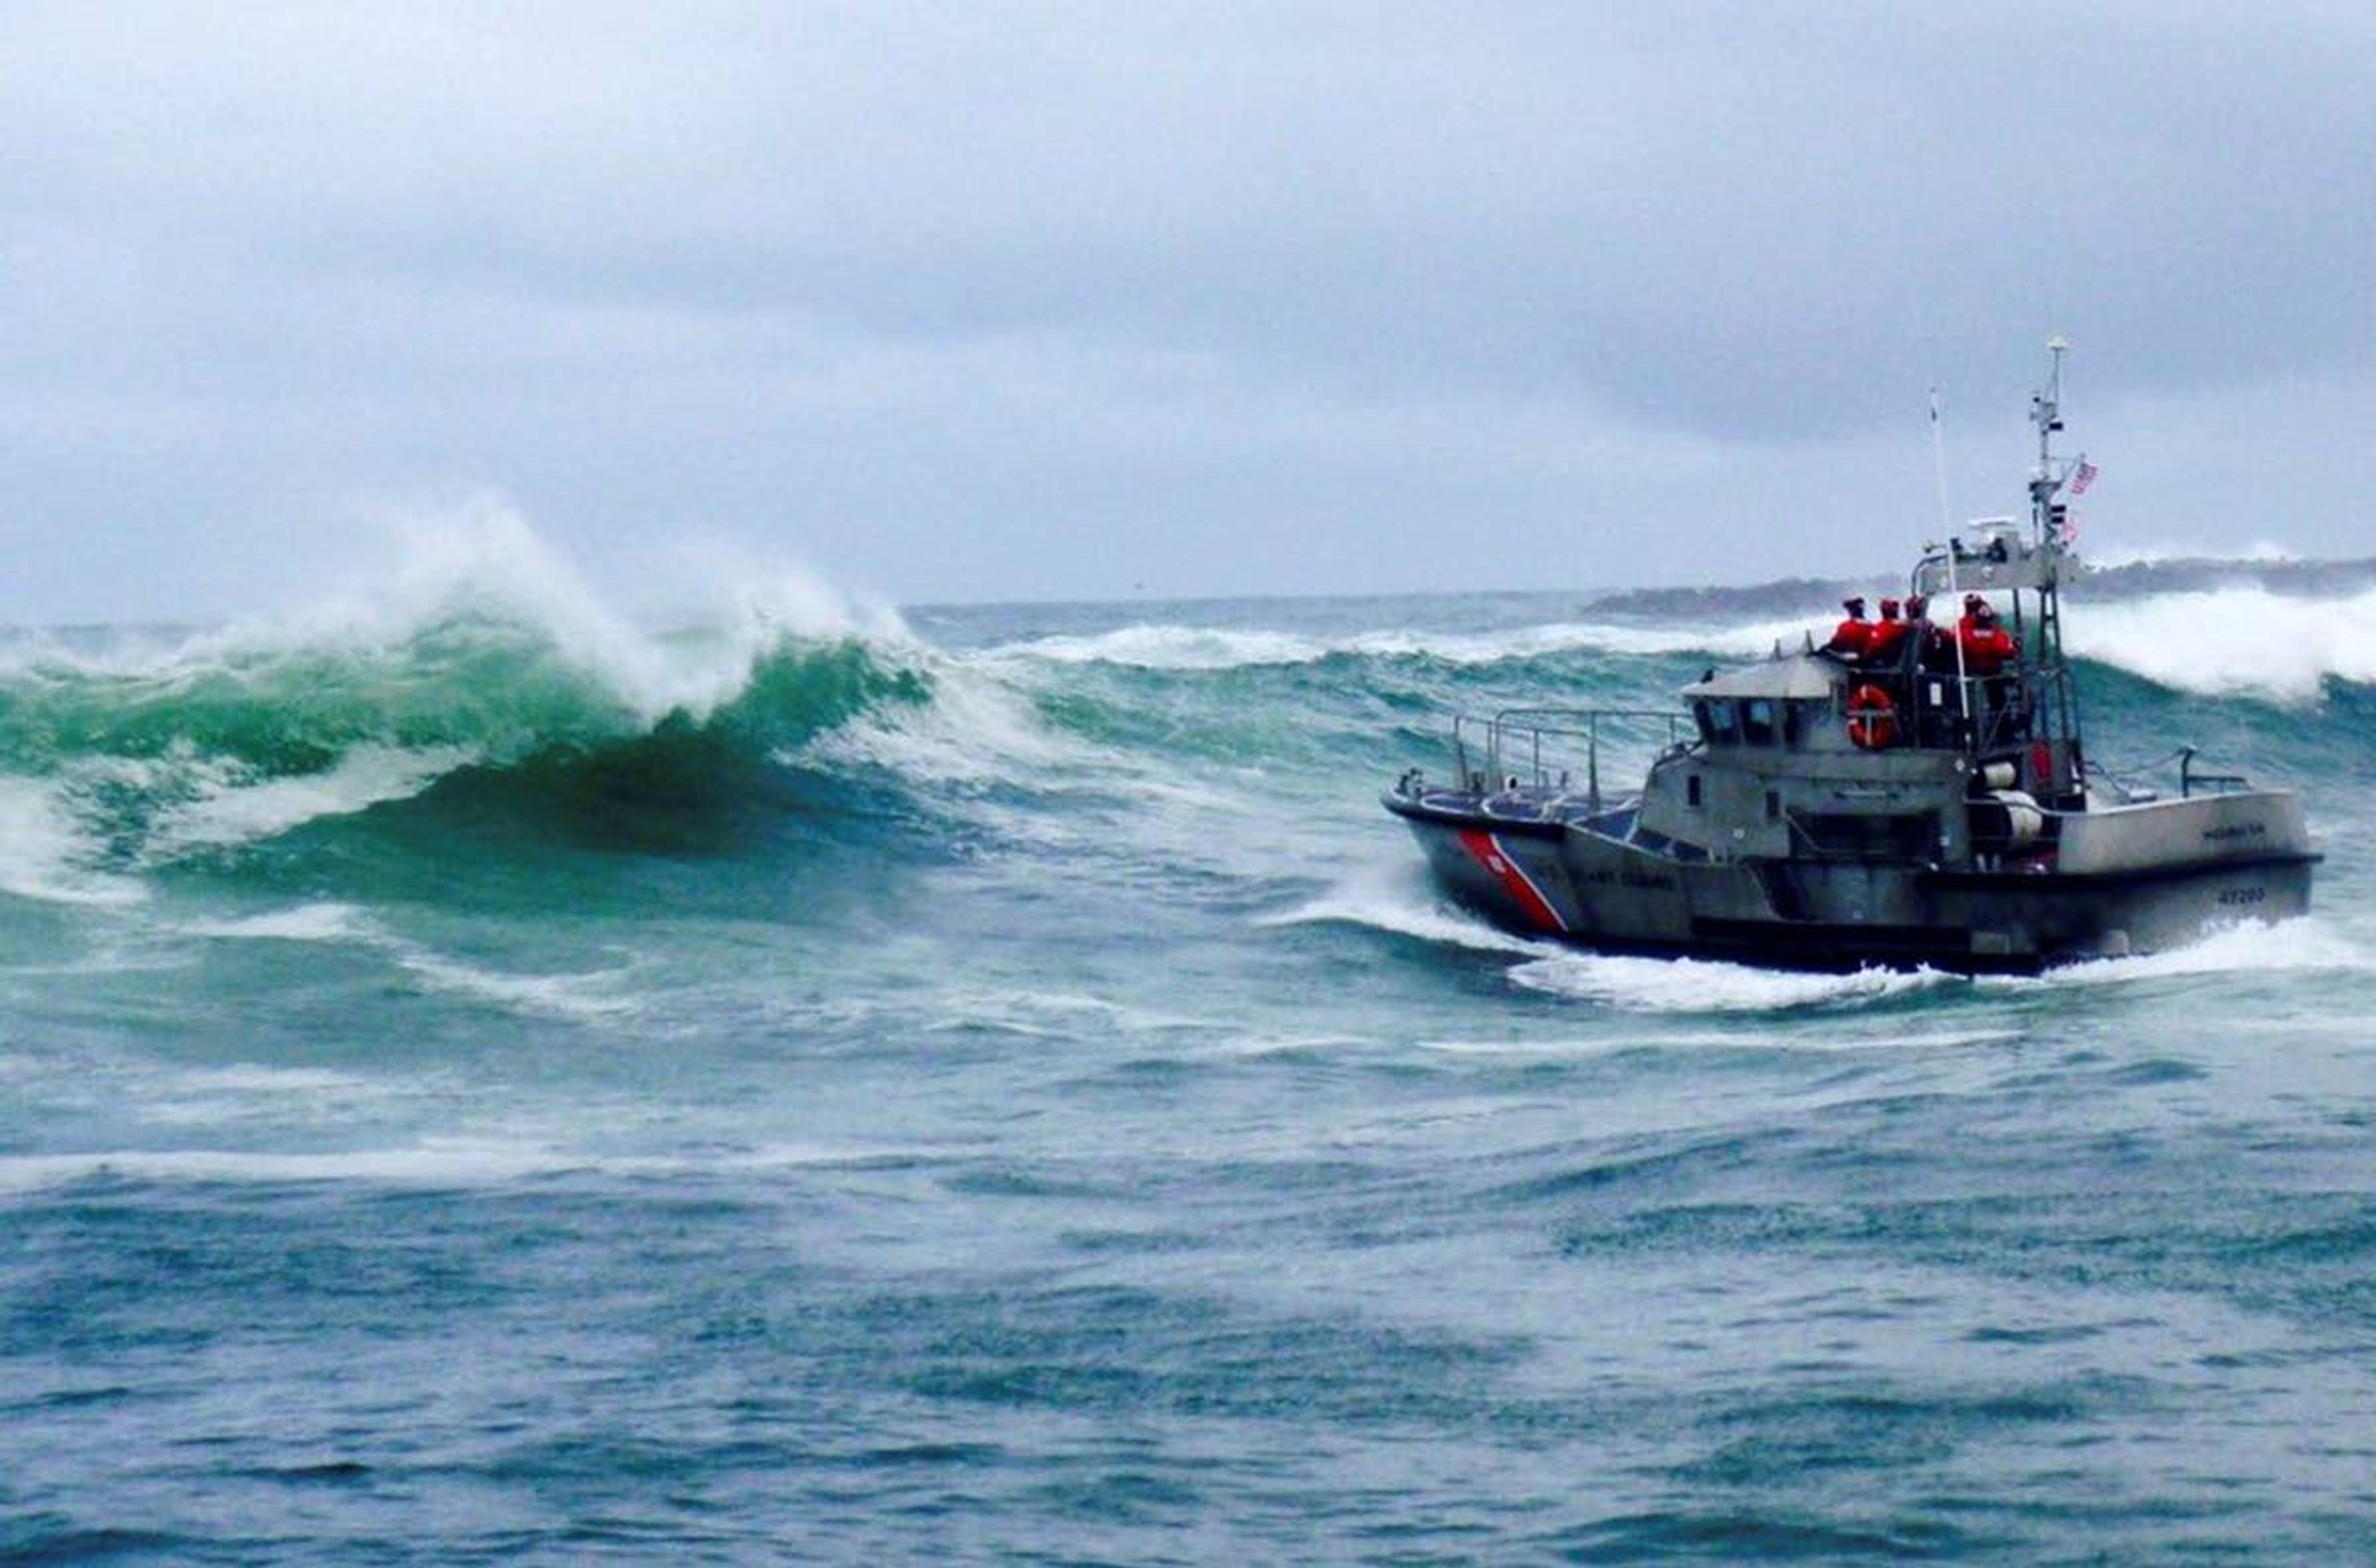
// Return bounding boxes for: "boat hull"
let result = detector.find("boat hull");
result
[1384,788,2317,973]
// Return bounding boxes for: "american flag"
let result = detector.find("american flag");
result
[2068,458,2099,496]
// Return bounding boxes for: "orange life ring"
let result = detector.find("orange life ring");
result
[1846,683,1896,749]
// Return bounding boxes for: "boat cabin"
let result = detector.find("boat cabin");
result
[1685,653,1868,757]
[1643,648,1981,867]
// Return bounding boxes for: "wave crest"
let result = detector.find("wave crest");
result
[989,617,1802,672]
[2063,587,2376,700]
[0,504,934,879]
[979,578,2376,702]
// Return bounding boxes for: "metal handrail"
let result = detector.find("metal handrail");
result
[2177,746,2249,799]
[1451,707,1694,813]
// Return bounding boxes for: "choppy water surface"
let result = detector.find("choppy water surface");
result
[6,533,2374,1562]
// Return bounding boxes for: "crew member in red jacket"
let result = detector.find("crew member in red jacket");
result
[1864,598,1909,666]
[1957,595,2016,674]
[1827,596,1872,658]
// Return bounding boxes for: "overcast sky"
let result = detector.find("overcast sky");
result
[6,2,2372,624]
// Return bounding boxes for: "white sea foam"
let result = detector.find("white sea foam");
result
[1262,869,1565,958]
[390,949,640,1021]
[919,986,1205,1038]
[2064,587,2376,700]
[1508,952,1963,1012]
[1991,916,2370,991]
[204,495,908,724]
[137,1061,404,1128]
[0,1135,963,1197]
[1409,1023,2025,1057]
[179,897,637,1022]
[0,776,145,906]
[804,639,1302,889]
[182,901,374,942]
[2084,540,2302,569]
[17,499,904,738]
[1004,624,1335,670]
[1507,917,2361,1012]
[807,652,1093,783]
[170,1064,376,1094]
[144,745,479,858]
[988,617,1808,672]
[0,1140,577,1195]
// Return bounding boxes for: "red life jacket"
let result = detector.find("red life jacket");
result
[1864,619,1909,664]
[1957,616,2015,675]
[1828,618,1872,657]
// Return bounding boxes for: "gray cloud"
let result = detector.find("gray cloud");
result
[6,2,2372,622]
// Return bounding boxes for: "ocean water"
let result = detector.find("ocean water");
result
[6,530,2374,1564]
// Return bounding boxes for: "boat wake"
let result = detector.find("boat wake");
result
[1262,871,1564,958]
[1499,913,2359,1015]
[1984,915,2373,989]
[1507,952,1962,1012]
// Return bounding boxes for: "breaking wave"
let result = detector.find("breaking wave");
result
[2061,587,2376,700]
[988,618,1804,671]
[0,506,938,890]
[978,579,2376,704]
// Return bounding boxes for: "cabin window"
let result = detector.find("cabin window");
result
[1742,698,1778,746]
[1687,774,1703,808]
[1765,790,1780,821]
[1703,700,1739,744]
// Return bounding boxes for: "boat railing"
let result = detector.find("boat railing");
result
[2177,746,2252,799]
[1452,707,1694,813]
[2081,745,2255,804]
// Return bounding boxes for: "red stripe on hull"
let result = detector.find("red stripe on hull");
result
[1456,829,1569,934]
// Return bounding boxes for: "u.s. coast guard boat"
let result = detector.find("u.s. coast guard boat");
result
[1384,343,2317,971]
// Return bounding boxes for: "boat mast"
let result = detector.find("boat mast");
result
[2026,336,2083,800]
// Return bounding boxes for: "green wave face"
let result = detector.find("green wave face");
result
[1,620,631,782]
[0,611,936,885]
